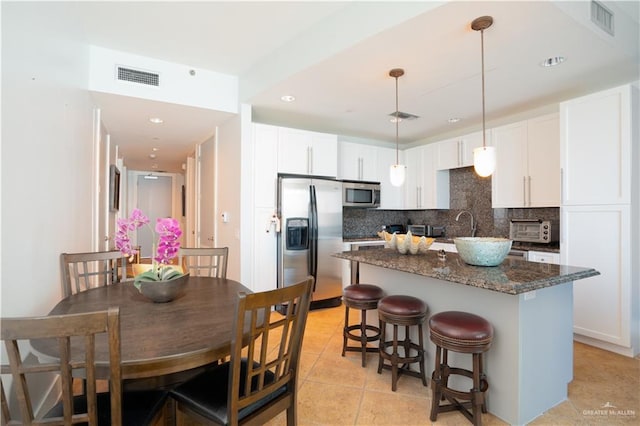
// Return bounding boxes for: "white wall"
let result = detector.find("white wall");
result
[215,112,245,281]
[1,3,96,316]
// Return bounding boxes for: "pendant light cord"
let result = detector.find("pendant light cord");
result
[395,74,399,165]
[480,27,486,150]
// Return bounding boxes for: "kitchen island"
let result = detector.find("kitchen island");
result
[334,248,599,425]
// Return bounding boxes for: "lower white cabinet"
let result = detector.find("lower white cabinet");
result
[527,251,559,264]
[562,204,635,356]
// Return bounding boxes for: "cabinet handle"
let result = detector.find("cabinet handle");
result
[359,158,363,180]
[458,141,463,166]
[523,176,527,207]
[308,146,313,174]
[560,167,564,204]
[528,176,532,206]
[416,187,420,208]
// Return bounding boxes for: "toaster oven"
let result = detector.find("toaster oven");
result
[509,219,558,243]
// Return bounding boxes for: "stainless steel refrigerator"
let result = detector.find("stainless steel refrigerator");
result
[277,174,343,310]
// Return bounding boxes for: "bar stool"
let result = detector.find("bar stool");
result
[342,284,385,367]
[377,295,428,391]
[429,311,494,426]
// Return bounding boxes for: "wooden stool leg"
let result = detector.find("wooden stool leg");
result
[430,345,443,422]
[377,319,386,374]
[391,324,399,391]
[342,305,350,357]
[359,308,367,367]
[472,353,483,426]
[417,324,427,386]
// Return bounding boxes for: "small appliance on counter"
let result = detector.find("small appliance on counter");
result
[407,224,426,236]
[426,225,446,238]
[383,224,405,234]
[509,219,558,243]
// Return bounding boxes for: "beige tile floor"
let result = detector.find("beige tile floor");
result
[262,304,639,426]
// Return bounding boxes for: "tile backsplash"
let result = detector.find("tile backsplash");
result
[343,166,559,239]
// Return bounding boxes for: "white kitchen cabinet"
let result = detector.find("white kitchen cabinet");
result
[492,113,560,208]
[278,127,338,177]
[562,205,632,352]
[404,144,449,209]
[436,131,486,170]
[527,250,559,264]
[339,141,378,181]
[253,123,279,208]
[560,84,638,357]
[560,85,632,205]
[252,206,278,292]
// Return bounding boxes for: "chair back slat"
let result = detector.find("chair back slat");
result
[227,277,313,425]
[1,308,122,426]
[178,247,228,278]
[60,251,125,298]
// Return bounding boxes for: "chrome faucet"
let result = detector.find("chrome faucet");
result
[456,210,476,237]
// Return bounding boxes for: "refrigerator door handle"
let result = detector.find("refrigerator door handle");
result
[309,185,318,290]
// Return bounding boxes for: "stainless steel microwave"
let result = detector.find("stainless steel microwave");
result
[342,180,381,208]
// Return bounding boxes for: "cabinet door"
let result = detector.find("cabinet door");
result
[404,146,423,209]
[339,142,378,181]
[460,131,486,167]
[492,122,527,207]
[253,123,279,208]
[562,205,631,347]
[527,251,560,264]
[436,138,461,170]
[560,85,632,205]
[277,128,313,175]
[309,132,337,177]
[421,144,449,209]
[527,114,560,207]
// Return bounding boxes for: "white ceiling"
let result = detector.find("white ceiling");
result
[68,1,638,173]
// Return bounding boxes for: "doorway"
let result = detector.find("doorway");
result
[137,175,172,258]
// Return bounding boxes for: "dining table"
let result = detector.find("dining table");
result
[31,276,252,382]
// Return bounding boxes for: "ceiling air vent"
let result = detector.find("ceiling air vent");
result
[389,111,419,121]
[117,66,160,86]
[591,0,614,36]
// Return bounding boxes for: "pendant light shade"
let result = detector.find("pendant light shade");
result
[473,146,496,177]
[389,68,406,187]
[471,15,495,178]
[390,164,406,186]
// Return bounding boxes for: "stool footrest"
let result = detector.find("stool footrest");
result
[344,324,381,342]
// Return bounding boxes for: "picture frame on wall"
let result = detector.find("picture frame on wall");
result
[109,165,121,212]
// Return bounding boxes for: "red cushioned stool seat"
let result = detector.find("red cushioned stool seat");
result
[342,284,385,367]
[429,311,494,426]
[377,295,428,391]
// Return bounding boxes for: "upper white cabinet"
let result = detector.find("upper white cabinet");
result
[436,131,486,170]
[492,113,560,208]
[339,142,378,181]
[278,127,338,177]
[560,85,632,205]
[253,123,279,209]
[404,144,449,209]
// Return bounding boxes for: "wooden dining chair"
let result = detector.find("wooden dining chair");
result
[178,247,228,278]
[1,308,168,426]
[170,276,314,426]
[60,250,126,298]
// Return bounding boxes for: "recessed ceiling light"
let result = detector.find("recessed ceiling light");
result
[280,95,296,102]
[448,117,461,124]
[149,117,163,124]
[149,153,157,159]
[152,147,159,151]
[151,164,159,169]
[541,56,566,67]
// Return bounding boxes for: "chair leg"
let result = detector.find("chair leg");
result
[472,353,483,426]
[377,320,386,374]
[390,324,399,391]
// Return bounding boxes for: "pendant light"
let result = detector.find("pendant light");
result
[389,68,406,186]
[471,16,496,178]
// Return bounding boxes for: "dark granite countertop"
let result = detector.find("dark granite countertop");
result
[343,237,561,253]
[334,248,598,295]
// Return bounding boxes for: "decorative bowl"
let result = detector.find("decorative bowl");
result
[453,237,512,266]
[137,273,189,303]
[378,231,434,255]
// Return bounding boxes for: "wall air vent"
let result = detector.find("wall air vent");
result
[591,0,614,36]
[389,111,419,121]
[117,66,160,86]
